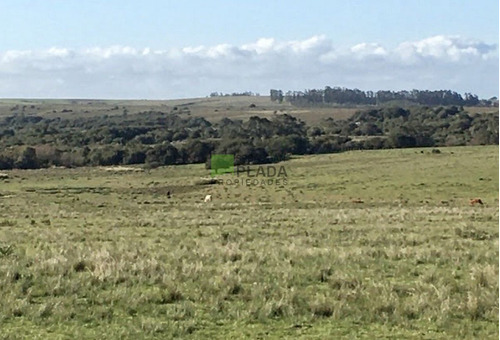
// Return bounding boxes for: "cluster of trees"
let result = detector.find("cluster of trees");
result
[209,91,260,97]
[323,106,498,147]
[271,87,497,107]
[0,105,497,170]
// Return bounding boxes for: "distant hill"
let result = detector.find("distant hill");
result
[0,95,497,170]
[3,95,497,126]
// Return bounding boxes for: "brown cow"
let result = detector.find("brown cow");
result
[469,198,484,206]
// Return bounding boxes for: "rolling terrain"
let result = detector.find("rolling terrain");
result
[0,96,464,125]
[0,145,497,339]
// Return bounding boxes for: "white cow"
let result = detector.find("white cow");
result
[204,194,212,202]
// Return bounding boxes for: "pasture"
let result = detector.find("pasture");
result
[0,97,496,126]
[0,145,498,339]
[0,97,373,125]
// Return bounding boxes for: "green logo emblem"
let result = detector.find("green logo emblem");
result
[210,154,234,177]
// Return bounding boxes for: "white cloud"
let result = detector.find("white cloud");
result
[242,38,276,54]
[394,35,495,63]
[0,35,497,99]
[351,43,387,55]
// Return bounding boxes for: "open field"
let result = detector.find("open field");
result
[0,145,498,338]
[0,96,360,124]
[5,96,496,125]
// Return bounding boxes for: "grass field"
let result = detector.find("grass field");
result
[0,145,498,339]
[1,97,497,126]
[0,96,457,126]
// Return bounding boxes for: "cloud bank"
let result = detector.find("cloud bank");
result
[0,35,497,99]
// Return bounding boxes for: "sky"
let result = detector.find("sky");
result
[0,0,498,99]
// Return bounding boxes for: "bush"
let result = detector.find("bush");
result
[89,147,124,166]
[390,134,417,148]
[15,147,39,169]
[123,149,147,165]
[215,139,268,165]
[362,137,387,150]
[34,145,62,167]
[180,140,213,164]
[145,144,180,166]
[0,154,14,170]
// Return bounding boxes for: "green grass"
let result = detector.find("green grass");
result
[0,145,498,339]
[0,96,360,124]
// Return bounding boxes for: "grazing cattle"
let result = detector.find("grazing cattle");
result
[469,198,483,206]
[204,194,212,202]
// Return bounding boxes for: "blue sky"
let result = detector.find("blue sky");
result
[0,0,498,99]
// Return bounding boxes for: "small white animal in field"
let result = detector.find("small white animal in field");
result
[204,194,212,202]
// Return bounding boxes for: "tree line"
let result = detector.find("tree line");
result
[0,105,497,170]
[270,87,497,107]
[209,91,260,97]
